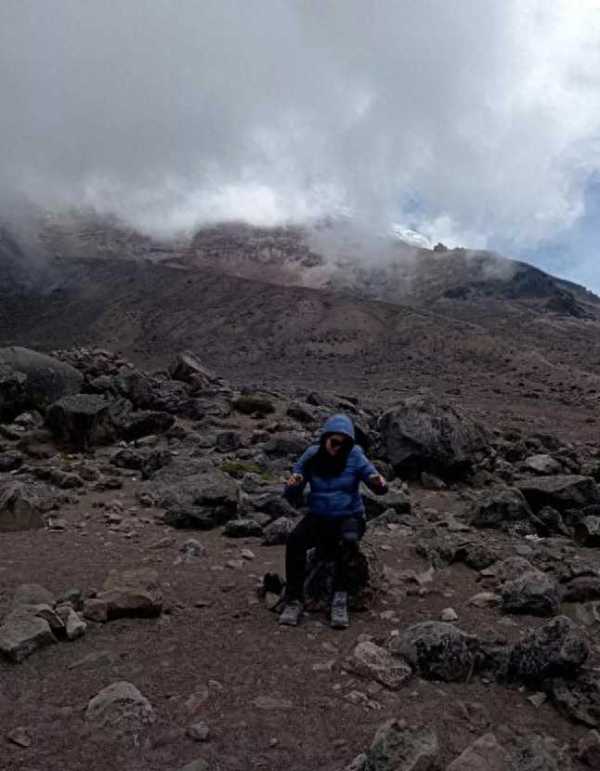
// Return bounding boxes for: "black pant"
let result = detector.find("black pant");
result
[285,514,366,600]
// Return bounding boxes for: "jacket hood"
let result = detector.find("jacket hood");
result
[320,414,355,442]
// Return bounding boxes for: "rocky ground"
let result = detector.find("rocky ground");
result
[2,346,600,770]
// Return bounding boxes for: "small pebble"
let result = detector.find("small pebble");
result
[440,607,458,622]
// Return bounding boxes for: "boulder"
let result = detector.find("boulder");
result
[262,516,295,545]
[578,730,600,766]
[564,577,600,603]
[500,570,560,617]
[523,454,562,475]
[343,641,412,690]
[517,475,599,513]
[84,568,162,621]
[470,486,534,530]
[363,487,411,520]
[550,672,600,727]
[169,351,215,386]
[357,718,439,771]
[389,621,479,682]
[113,408,175,441]
[0,608,56,662]
[447,733,510,771]
[0,482,45,531]
[85,681,155,731]
[110,448,146,470]
[379,395,489,479]
[507,616,588,684]
[215,430,243,452]
[286,402,317,424]
[0,347,83,420]
[494,556,536,584]
[232,394,275,416]
[46,394,114,448]
[574,516,600,547]
[262,432,307,457]
[509,733,572,771]
[162,472,239,529]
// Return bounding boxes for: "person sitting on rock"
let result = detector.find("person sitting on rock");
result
[279,414,388,628]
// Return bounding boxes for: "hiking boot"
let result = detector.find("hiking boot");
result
[278,599,303,626]
[330,591,349,629]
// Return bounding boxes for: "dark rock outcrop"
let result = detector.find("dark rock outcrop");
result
[379,396,489,479]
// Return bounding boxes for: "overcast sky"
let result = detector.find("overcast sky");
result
[2,1,600,287]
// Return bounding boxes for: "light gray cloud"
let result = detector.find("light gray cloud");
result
[2,0,600,261]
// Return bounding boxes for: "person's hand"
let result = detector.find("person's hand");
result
[369,473,387,490]
[286,473,304,487]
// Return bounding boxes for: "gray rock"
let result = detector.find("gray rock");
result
[113,408,175,441]
[563,577,600,603]
[363,487,411,520]
[110,448,145,470]
[389,621,479,682]
[46,394,114,449]
[262,432,306,457]
[575,601,600,628]
[85,681,155,731]
[574,516,600,547]
[0,347,83,420]
[549,671,600,728]
[550,672,600,727]
[180,538,206,559]
[12,583,54,608]
[65,609,87,640]
[578,730,600,766]
[343,641,412,690]
[447,733,509,771]
[500,570,560,617]
[517,475,599,513]
[169,351,215,385]
[469,486,533,529]
[523,454,562,475]
[232,394,276,416]
[420,472,446,490]
[215,430,243,452]
[494,556,535,583]
[379,395,489,479]
[6,726,31,747]
[262,516,295,545]
[361,718,439,771]
[286,403,316,424]
[161,471,239,530]
[507,616,588,683]
[535,506,569,536]
[84,568,162,621]
[223,518,264,538]
[0,482,44,531]
[0,609,56,662]
[187,721,210,742]
[510,733,572,771]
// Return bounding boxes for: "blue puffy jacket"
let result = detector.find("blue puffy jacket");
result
[284,414,384,518]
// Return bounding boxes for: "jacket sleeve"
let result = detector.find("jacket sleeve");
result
[356,449,389,494]
[282,446,315,501]
[292,446,317,477]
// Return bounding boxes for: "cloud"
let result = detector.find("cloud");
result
[2,0,600,272]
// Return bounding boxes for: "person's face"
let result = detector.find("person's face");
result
[324,433,348,457]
